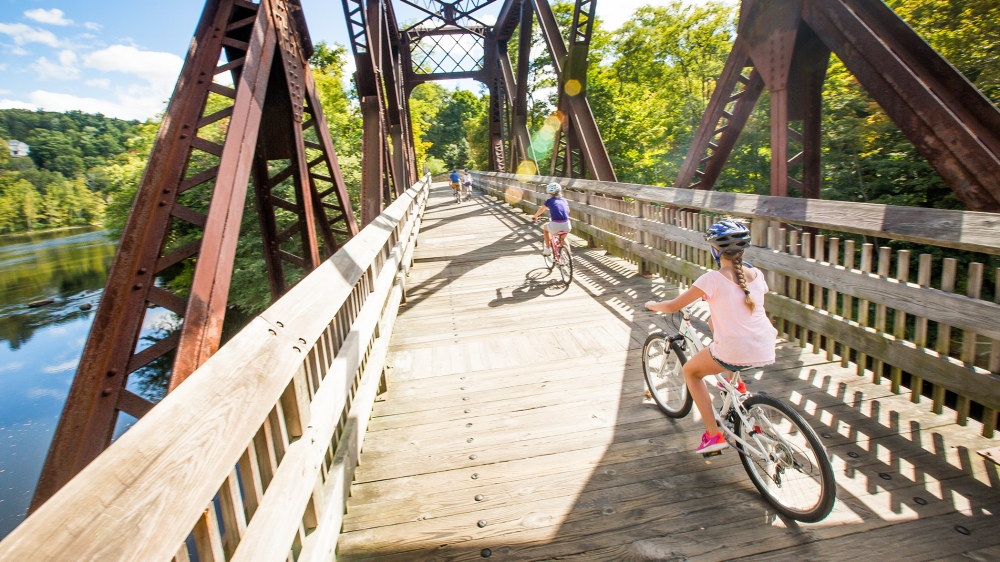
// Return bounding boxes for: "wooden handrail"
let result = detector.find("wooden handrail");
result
[0,178,430,561]
[486,172,1000,255]
[476,172,1000,436]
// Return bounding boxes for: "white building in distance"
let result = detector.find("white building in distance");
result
[8,140,30,158]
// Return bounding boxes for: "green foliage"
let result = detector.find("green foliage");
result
[424,88,486,169]
[0,109,139,234]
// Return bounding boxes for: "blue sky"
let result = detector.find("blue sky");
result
[0,0,699,121]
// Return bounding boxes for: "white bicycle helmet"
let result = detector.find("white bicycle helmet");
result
[545,182,562,194]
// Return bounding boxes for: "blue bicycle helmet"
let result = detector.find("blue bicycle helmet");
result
[545,182,562,194]
[706,219,751,265]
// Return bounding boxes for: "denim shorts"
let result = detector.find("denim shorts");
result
[710,348,753,372]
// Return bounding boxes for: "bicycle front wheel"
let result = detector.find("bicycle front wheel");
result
[734,394,836,522]
[558,246,573,284]
[543,247,555,270]
[641,332,691,418]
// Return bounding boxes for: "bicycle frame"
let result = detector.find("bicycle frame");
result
[546,228,569,265]
[670,307,797,462]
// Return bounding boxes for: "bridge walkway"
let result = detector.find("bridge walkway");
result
[336,184,1000,561]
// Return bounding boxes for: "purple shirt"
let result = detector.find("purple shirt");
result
[544,197,570,222]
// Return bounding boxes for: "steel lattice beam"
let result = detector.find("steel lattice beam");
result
[677,0,1000,211]
[33,0,358,510]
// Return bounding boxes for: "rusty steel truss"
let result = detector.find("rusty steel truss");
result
[34,0,615,508]
[33,0,360,509]
[676,0,1000,212]
[343,0,616,202]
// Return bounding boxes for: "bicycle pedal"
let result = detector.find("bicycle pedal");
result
[701,451,723,458]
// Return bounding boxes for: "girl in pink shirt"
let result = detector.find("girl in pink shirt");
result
[645,220,777,454]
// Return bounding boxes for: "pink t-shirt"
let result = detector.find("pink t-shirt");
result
[693,269,777,367]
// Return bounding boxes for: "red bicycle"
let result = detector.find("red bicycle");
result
[540,223,573,284]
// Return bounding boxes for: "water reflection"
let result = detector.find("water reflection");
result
[0,228,116,538]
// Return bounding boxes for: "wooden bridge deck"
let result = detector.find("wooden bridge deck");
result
[336,184,1000,561]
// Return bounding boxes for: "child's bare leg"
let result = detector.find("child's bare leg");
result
[683,347,725,435]
[542,225,551,248]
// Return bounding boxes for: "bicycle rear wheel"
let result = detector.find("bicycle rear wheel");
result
[734,394,836,522]
[558,246,573,283]
[641,332,691,418]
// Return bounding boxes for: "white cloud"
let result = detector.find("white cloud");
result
[0,362,24,374]
[27,90,167,120]
[0,89,10,94]
[83,45,183,92]
[31,50,79,80]
[41,359,78,374]
[0,23,60,47]
[0,99,37,110]
[27,387,67,400]
[84,22,102,31]
[24,8,73,26]
[85,78,110,88]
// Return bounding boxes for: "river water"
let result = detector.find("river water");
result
[0,228,117,538]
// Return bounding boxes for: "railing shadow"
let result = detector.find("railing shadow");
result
[343,184,1000,560]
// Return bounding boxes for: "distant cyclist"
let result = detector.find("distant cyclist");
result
[449,169,461,202]
[644,219,777,454]
[463,169,473,198]
[530,182,570,257]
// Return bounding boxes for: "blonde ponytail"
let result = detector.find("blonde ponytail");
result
[730,250,756,314]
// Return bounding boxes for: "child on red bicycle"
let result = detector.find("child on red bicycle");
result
[644,220,777,454]
[530,182,570,256]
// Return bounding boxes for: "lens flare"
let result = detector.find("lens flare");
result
[515,160,538,181]
[564,79,581,96]
[505,185,524,205]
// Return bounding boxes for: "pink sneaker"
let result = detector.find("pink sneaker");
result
[696,431,729,454]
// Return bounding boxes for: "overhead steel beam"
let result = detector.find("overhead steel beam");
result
[531,0,616,181]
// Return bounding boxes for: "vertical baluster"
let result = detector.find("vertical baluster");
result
[218,469,248,557]
[986,268,1000,437]
[956,263,983,426]
[238,441,265,520]
[841,240,855,368]
[932,258,957,414]
[857,244,873,377]
[887,250,910,393]
[872,246,891,384]
[776,228,788,339]
[767,226,779,292]
[800,232,812,350]
[911,254,932,403]
[826,238,840,361]
[192,502,226,562]
[787,230,801,345]
[812,235,825,354]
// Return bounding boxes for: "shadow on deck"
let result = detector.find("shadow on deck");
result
[336,184,1000,561]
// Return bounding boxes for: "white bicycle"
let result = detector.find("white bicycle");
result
[642,306,836,522]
